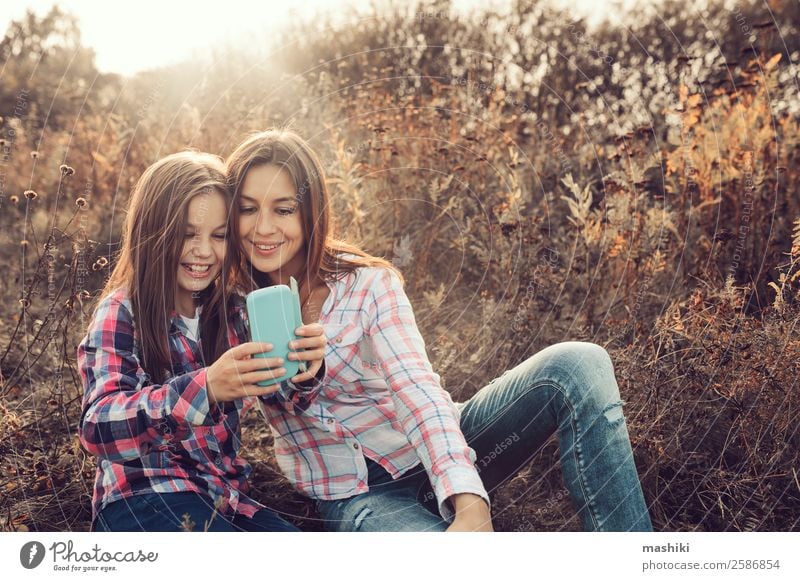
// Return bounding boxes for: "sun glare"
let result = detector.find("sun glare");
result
[0,0,641,75]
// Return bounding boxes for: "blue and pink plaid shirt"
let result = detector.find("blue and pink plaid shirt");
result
[256,265,489,521]
[77,288,320,523]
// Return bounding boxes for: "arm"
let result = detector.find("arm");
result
[365,268,490,522]
[78,296,222,463]
[446,493,493,532]
[252,360,326,417]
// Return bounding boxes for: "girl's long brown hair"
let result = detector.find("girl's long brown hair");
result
[225,129,400,295]
[101,151,238,382]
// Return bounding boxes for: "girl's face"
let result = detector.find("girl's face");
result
[238,164,305,284]
[176,189,227,310]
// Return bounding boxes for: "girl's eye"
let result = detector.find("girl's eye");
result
[277,206,298,216]
[212,233,227,240]
[239,206,257,214]
[185,232,198,238]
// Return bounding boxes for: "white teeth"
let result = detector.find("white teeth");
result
[256,243,280,251]
[184,264,210,273]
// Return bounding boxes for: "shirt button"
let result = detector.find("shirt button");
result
[353,443,359,450]
[326,418,334,424]
[335,336,343,344]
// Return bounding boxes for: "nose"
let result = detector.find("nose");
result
[191,235,213,258]
[254,209,278,237]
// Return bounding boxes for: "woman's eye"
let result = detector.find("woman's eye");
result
[212,233,227,240]
[239,206,257,214]
[277,206,298,216]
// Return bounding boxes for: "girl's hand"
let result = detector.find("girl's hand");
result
[445,494,494,532]
[287,323,327,384]
[206,342,285,404]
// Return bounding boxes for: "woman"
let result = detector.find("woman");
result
[226,129,653,532]
[77,151,327,532]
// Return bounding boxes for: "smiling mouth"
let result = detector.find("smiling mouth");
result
[181,263,213,277]
[253,242,283,251]
[251,241,285,257]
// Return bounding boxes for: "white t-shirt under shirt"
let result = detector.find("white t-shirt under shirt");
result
[179,308,200,342]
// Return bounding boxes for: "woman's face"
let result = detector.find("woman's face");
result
[176,189,227,308]
[238,163,305,284]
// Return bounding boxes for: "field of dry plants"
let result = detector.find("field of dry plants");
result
[1,0,799,531]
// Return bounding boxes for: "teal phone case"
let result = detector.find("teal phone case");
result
[245,277,306,386]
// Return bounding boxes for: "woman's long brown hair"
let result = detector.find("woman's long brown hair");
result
[100,151,238,382]
[225,128,400,296]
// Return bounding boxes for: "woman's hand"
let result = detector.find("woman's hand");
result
[206,342,285,404]
[446,493,494,532]
[287,323,327,383]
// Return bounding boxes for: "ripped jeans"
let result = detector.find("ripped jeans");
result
[316,342,653,532]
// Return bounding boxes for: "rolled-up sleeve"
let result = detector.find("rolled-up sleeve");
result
[365,268,490,521]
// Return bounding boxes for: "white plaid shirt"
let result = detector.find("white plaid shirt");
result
[251,265,489,521]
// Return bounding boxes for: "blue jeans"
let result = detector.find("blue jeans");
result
[317,342,653,531]
[94,492,299,532]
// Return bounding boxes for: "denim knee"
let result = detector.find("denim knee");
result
[526,341,622,415]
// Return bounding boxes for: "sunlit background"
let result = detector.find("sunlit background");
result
[1,0,645,75]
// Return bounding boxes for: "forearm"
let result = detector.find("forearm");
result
[450,493,490,513]
[447,493,494,532]
[256,360,326,415]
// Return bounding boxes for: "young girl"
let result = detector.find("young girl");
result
[77,151,327,532]
[225,129,653,532]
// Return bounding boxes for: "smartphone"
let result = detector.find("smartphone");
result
[245,277,307,386]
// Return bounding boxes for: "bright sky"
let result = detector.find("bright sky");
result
[0,0,644,76]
